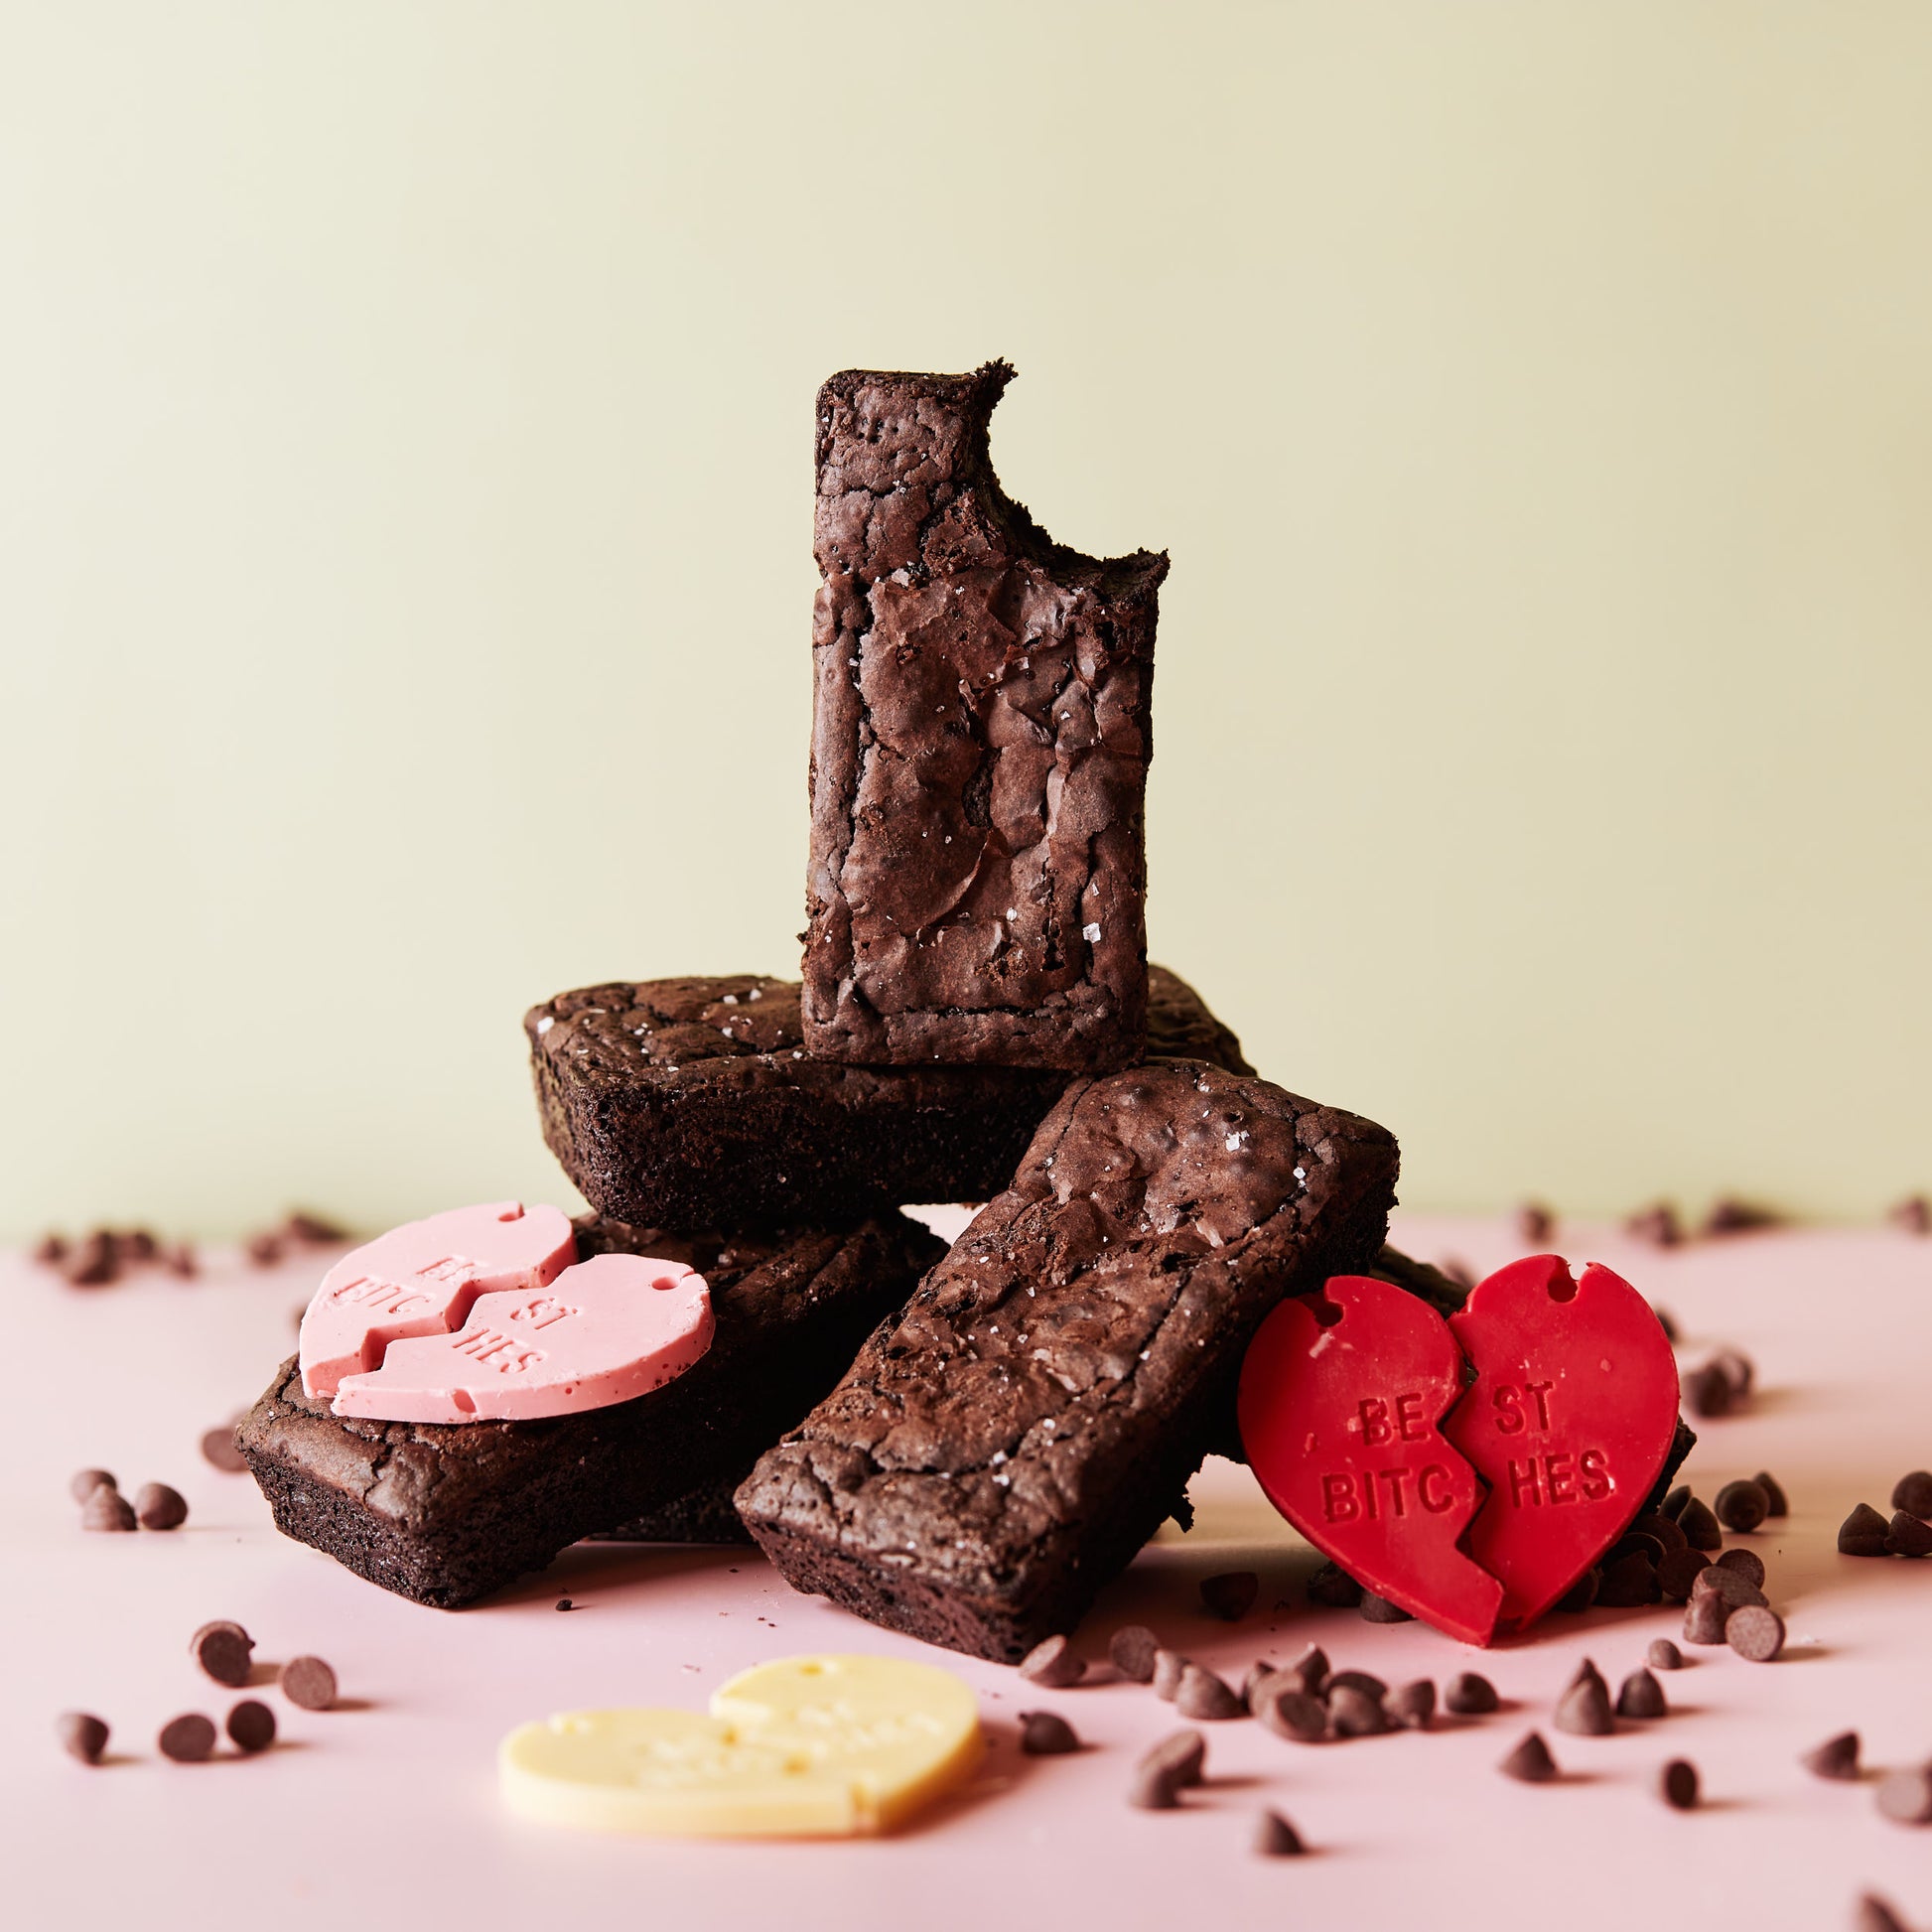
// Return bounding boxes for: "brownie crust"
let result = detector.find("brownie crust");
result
[804,362,1168,1071]
[236,1212,942,1607]
[736,1061,1400,1661]
[527,964,1252,1230]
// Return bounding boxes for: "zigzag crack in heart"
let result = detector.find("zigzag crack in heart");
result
[1238,1255,1680,1645]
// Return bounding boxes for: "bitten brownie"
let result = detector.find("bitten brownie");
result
[736,1060,1401,1661]
[527,963,1251,1229]
[803,361,1168,1071]
[236,1212,942,1607]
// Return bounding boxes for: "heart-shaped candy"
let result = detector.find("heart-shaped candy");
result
[498,1654,984,1837]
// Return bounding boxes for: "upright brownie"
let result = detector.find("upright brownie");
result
[236,1212,942,1607]
[804,361,1168,1071]
[736,1061,1400,1660]
[528,963,1251,1229]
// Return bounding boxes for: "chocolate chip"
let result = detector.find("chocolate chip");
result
[1693,1565,1767,1610]
[1839,1502,1893,1556]
[67,1231,119,1287]
[1652,1306,1682,1343]
[1801,1730,1861,1781]
[1385,1680,1435,1729]
[1891,1195,1932,1236]
[554,1598,574,1611]
[1616,1669,1667,1720]
[1658,1548,1712,1601]
[280,1656,337,1711]
[1626,1203,1682,1247]
[1608,1531,1667,1568]
[1885,1512,1932,1558]
[1199,1571,1258,1621]
[35,1232,68,1266]
[1891,1470,1932,1519]
[1715,1480,1768,1533]
[81,1485,136,1532]
[1359,1589,1413,1623]
[226,1700,277,1752]
[1714,1547,1765,1587]
[58,1713,108,1764]
[1683,1592,1730,1645]
[1857,1895,1911,1932]
[1152,1650,1187,1702]
[1876,1766,1932,1826]
[135,1482,188,1531]
[1327,1685,1389,1737]
[1174,1664,1245,1722]
[1556,1568,1599,1613]
[1109,1625,1159,1683]
[69,1468,115,1504]
[1661,1484,1692,1520]
[1647,1639,1684,1671]
[1555,1675,1614,1736]
[1019,1711,1079,1754]
[1518,1202,1554,1245]
[1285,1644,1329,1696]
[1752,1470,1789,1517]
[1129,1766,1180,1810]
[1711,1348,1756,1397]
[1500,1731,1558,1782]
[1254,1685,1328,1742]
[243,1231,284,1267]
[1705,1198,1778,1237]
[1240,1661,1276,1706]
[1567,1657,1605,1692]
[198,1424,246,1471]
[1725,1603,1785,1662]
[158,1714,216,1762]
[284,1211,348,1244]
[1137,1728,1205,1795]
[1305,1561,1363,1608]
[1595,1552,1661,1607]
[1629,1509,1689,1555]
[1018,1634,1085,1689]
[1445,1672,1499,1715]
[192,1620,255,1687]
[1658,1758,1700,1809]
[1325,1669,1388,1704]
[1254,1809,1306,1857]
[1678,1496,1724,1551]
[1683,1365,1734,1419]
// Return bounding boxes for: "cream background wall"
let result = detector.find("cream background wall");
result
[3,2,1929,1238]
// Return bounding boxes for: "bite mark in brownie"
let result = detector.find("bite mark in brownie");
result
[804,361,1168,1070]
[527,964,1252,1230]
[735,1060,1400,1661]
[236,1213,942,1607]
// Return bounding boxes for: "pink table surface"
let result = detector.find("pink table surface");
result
[7,1209,1931,1931]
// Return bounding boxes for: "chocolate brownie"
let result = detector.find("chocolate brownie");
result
[527,963,1251,1229]
[236,1212,942,1607]
[593,1474,757,1546]
[736,1060,1401,1661]
[803,361,1168,1071]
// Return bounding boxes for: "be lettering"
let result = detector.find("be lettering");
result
[1355,1393,1428,1446]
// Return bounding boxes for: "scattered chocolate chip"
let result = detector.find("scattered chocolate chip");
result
[1658,1758,1700,1809]
[191,1620,255,1687]
[1556,1568,1600,1614]
[243,1231,284,1267]
[1647,1639,1684,1672]
[1305,1561,1362,1608]
[1626,1203,1682,1247]
[280,1655,337,1711]
[1715,1547,1766,1587]
[1567,1657,1605,1693]
[1254,1809,1306,1857]
[1199,1571,1259,1621]
[1683,1365,1734,1419]
[1658,1548,1712,1601]
[1629,1509,1689,1555]
[1683,1592,1730,1645]
[1892,1471,1932,1519]
[1385,1680,1435,1729]
[1661,1484,1692,1520]
[1285,1644,1329,1696]
[1325,1670,1388,1704]
[69,1468,115,1504]
[119,1228,158,1263]
[1018,1633,1085,1689]
[1801,1730,1861,1781]
[1129,1765,1180,1810]
[1857,1895,1911,1932]
[1174,1664,1245,1723]
[1725,1603,1785,1662]
[1711,1349,1756,1397]
[1327,1684,1389,1737]
[1595,1552,1661,1607]
[1891,1196,1932,1236]
[163,1242,198,1280]
[1876,1766,1932,1826]
[1359,1589,1414,1623]
[226,1700,277,1752]
[81,1485,136,1532]
[1752,1470,1789,1517]
[67,1232,119,1287]
[1019,1710,1080,1754]
[135,1482,188,1531]
[58,1712,108,1764]
[1109,1625,1159,1683]
[1555,1675,1614,1736]
[1886,1511,1932,1558]
[1518,1202,1554,1245]
[1608,1531,1667,1568]
[1445,1672,1499,1715]
[1616,1669,1667,1720]
[34,1232,68,1266]
[1500,1731,1558,1782]
[1652,1306,1681,1343]
[1693,1565,1767,1610]
[1137,1728,1205,1795]
[284,1211,348,1244]
[1152,1650,1187,1702]
[1704,1198,1779,1237]
[201,1427,247,1474]
[1254,1685,1328,1742]
[555,1598,575,1611]
[1679,1497,1724,1551]
[158,1714,217,1762]
[1839,1503,1894,1557]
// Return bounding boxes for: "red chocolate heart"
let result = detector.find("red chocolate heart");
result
[1445,1254,1679,1631]
[1238,1275,1505,1646]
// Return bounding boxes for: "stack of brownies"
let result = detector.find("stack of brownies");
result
[239,362,1435,1660]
